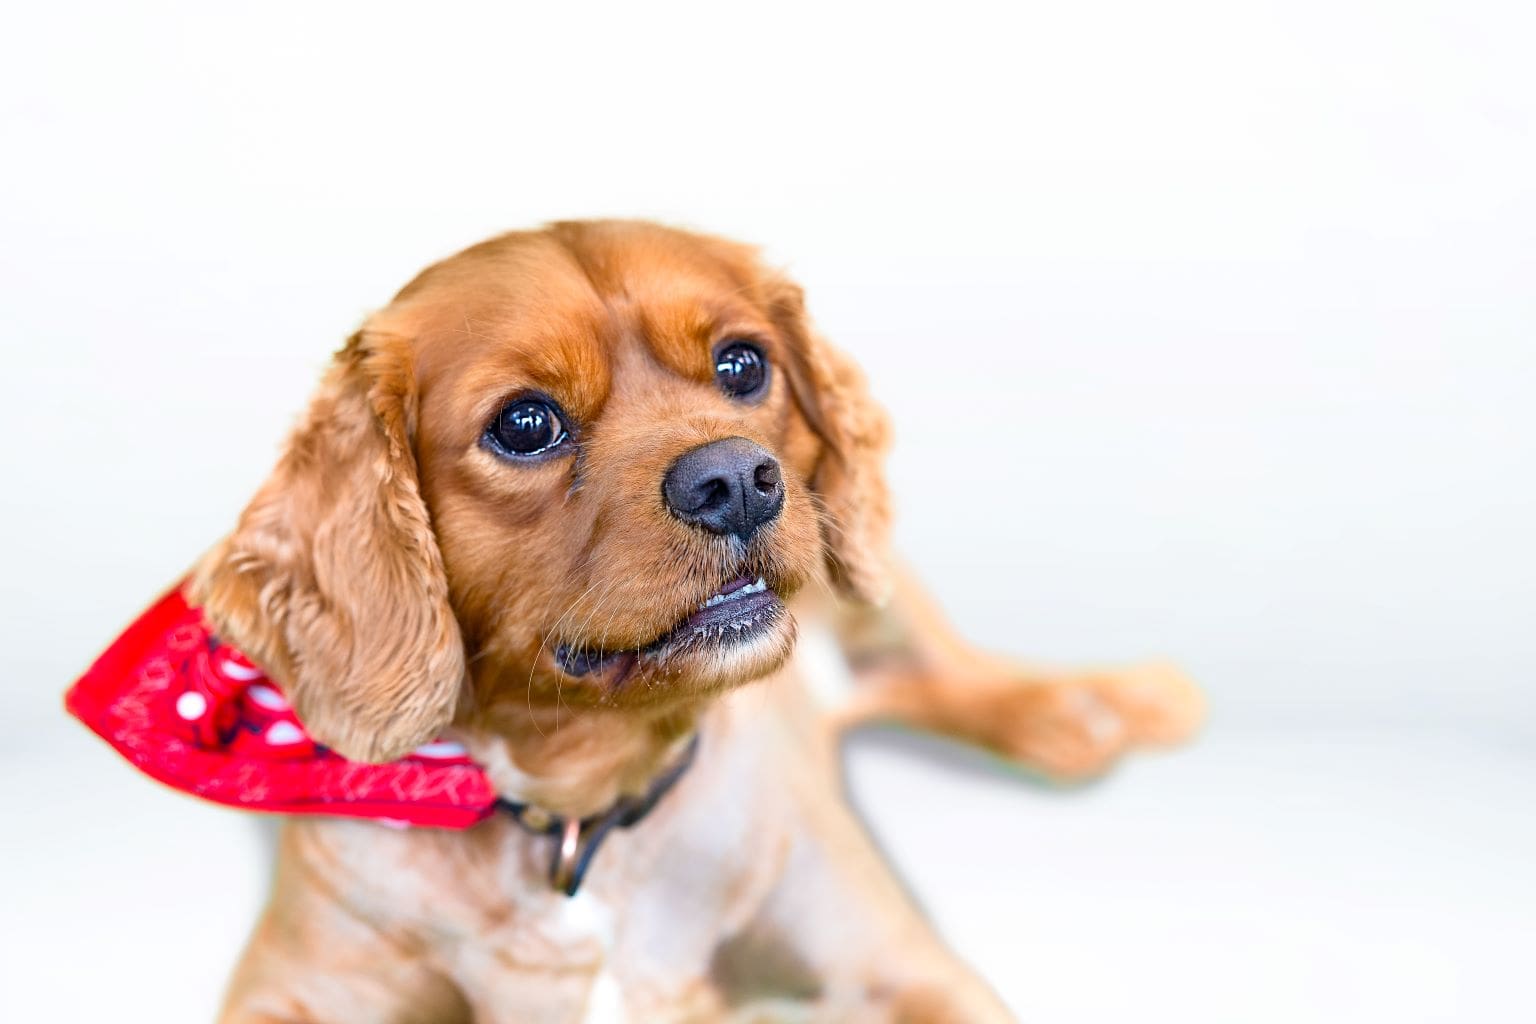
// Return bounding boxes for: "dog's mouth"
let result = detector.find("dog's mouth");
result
[554,575,786,689]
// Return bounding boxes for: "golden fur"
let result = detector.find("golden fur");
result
[188,220,1203,1022]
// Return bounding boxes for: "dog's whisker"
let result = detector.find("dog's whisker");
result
[594,581,633,666]
[558,579,622,724]
[525,577,606,737]
[806,491,853,542]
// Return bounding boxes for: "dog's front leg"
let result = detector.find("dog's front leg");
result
[712,792,1015,1024]
[218,905,473,1024]
[825,561,1205,779]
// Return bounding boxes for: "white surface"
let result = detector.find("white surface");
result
[2,1,1533,1021]
[3,720,1532,1022]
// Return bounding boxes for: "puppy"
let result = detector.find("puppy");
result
[169,221,1200,1021]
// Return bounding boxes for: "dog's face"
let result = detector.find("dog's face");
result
[192,222,890,763]
[410,225,834,705]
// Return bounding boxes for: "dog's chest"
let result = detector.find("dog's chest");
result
[541,892,627,1023]
[450,718,786,1017]
[793,619,860,711]
[320,692,802,1019]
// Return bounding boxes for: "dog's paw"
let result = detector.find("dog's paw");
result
[1079,659,1206,751]
[985,660,1204,781]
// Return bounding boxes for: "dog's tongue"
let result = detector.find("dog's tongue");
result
[715,576,753,597]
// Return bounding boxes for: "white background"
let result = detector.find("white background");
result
[2,2,1532,1021]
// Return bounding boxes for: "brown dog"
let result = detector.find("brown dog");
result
[187,220,1202,1022]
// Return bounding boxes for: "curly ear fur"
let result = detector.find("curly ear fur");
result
[769,280,894,605]
[189,331,465,763]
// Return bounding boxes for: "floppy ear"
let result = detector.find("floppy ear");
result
[769,280,895,605]
[189,331,465,763]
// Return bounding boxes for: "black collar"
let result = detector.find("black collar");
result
[496,734,699,897]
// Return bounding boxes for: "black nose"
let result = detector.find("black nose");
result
[663,437,784,542]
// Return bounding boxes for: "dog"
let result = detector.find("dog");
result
[98,220,1203,1022]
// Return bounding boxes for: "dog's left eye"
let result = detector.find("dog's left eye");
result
[715,342,769,399]
[485,398,568,457]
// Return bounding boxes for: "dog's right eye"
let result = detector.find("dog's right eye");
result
[714,341,769,400]
[484,398,568,458]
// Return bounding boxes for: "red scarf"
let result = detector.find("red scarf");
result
[66,586,498,829]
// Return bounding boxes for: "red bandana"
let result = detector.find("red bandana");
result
[65,586,498,829]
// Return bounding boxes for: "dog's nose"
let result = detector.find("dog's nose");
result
[663,437,784,542]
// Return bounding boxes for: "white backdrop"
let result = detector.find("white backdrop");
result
[2,3,1532,1021]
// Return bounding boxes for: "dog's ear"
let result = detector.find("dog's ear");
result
[189,331,465,763]
[769,279,894,605]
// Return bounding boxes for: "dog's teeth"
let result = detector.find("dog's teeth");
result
[697,577,772,619]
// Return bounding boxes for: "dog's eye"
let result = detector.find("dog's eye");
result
[715,342,769,399]
[485,398,568,457]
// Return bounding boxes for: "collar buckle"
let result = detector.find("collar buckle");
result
[497,734,699,897]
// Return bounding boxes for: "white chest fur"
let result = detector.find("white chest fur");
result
[541,891,627,1023]
[793,619,859,712]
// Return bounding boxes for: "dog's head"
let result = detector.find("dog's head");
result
[191,221,890,763]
